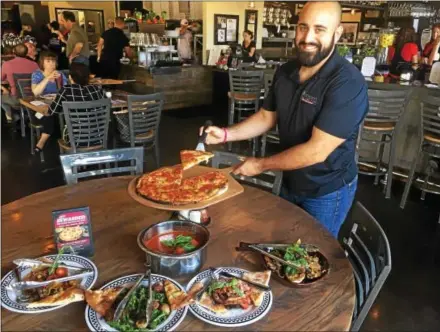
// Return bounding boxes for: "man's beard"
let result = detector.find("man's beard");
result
[295,35,335,67]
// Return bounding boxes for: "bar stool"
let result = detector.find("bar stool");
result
[228,70,264,156]
[260,71,280,157]
[357,89,407,199]
[400,95,440,209]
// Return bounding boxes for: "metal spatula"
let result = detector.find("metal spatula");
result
[196,120,213,151]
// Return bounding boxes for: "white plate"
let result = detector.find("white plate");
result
[85,273,188,332]
[1,254,98,314]
[186,267,273,327]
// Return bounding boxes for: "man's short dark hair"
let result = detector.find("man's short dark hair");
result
[62,11,76,23]
[50,20,60,31]
[115,17,125,25]
[14,44,28,58]
[69,62,89,85]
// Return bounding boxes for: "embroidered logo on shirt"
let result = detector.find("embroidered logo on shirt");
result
[300,91,318,105]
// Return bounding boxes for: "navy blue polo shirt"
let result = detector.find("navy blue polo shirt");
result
[263,50,368,198]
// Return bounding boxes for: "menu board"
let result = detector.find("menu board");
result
[214,14,239,45]
[52,207,95,257]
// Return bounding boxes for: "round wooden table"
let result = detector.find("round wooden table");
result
[1,177,355,331]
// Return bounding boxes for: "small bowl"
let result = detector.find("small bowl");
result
[260,248,330,287]
[137,220,210,281]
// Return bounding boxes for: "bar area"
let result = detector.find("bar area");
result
[1,1,439,332]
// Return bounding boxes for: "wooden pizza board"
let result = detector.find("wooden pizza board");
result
[127,165,244,211]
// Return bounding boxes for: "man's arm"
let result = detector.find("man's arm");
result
[96,37,104,62]
[262,127,344,171]
[124,45,133,58]
[69,42,84,60]
[234,74,368,176]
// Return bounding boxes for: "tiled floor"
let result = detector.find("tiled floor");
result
[1,106,439,331]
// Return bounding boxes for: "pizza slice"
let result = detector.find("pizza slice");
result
[84,287,124,318]
[180,150,214,170]
[197,292,227,314]
[164,280,188,311]
[27,287,85,308]
[242,270,272,307]
[242,270,272,287]
[172,281,205,310]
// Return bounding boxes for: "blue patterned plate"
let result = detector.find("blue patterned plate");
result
[85,273,188,332]
[186,267,273,327]
[1,254,98,314]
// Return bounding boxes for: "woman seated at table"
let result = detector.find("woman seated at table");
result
[387,27,421,77]
[242,30,256,63]
[34,62,104,153]
[422,24,440,66]
[31,51,67,96]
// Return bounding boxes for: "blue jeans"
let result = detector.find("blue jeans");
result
[71,55,89,66]
[280,176,358,238]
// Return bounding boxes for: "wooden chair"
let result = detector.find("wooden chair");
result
[211,150,282,195]
[59,99,111,154]
[13,73,32,137]
[60,147,144,185]
[339,201,392,332]
[16,78,44,162]
[228,70,264,155]
[260,71,280,157]
[400,95,440,208]
[357,89,407,199]
[114,93,164,168]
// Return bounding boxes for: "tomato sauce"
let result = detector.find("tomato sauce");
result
[144,231,201,255]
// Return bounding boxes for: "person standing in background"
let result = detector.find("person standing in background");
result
[1,44,39,122]
[97,17,132,79]
[23,35,38,61]
[178,19,193,63]
[387,27,420,77]
[46,21,68,70]
[59,11,90,66]
[242,30,257,62]
[423,24,440,66]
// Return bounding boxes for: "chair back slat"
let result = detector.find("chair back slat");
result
[211,151,282,195]
[264,72,274,98]
[339,201,392,331]
[421,96,440,139]
[14,76,33,98]
[62,99,111,153]
[229,70,264,95]
[365,89,407,124]
[60,147,144,185]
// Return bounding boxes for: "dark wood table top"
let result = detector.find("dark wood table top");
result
[1,176,355,331]
[19,96,128,114]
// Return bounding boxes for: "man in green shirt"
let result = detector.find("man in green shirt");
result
[59,11,90,66]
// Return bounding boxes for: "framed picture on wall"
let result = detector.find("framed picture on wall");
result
[245,9,258,42]
[338,22,359,45]
[214,14,239,45]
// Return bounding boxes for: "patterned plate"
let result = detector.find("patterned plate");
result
[1,254,98,314]
[85,273,188,332]
[186,267,273,327]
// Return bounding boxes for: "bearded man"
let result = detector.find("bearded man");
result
[200,1,368,237]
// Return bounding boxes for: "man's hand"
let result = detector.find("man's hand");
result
[198,126,226,145]
[2,86,10,95]
[233,157,265,177]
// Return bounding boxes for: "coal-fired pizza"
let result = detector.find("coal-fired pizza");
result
[136,167,228,205]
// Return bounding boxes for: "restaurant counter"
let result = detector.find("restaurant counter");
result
[119,64,213,110]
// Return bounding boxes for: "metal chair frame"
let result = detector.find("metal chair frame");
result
[400,95,440,209]
[211,150,282,195]
[60,147,144,185]
[16,78,45,162]
[260,71,280,157]
[116,93,164,168]
[339,201,392,332]
[61,99,111,154]
[357,89,408,199]
[228,70,264,156]
[13,73,32,137]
